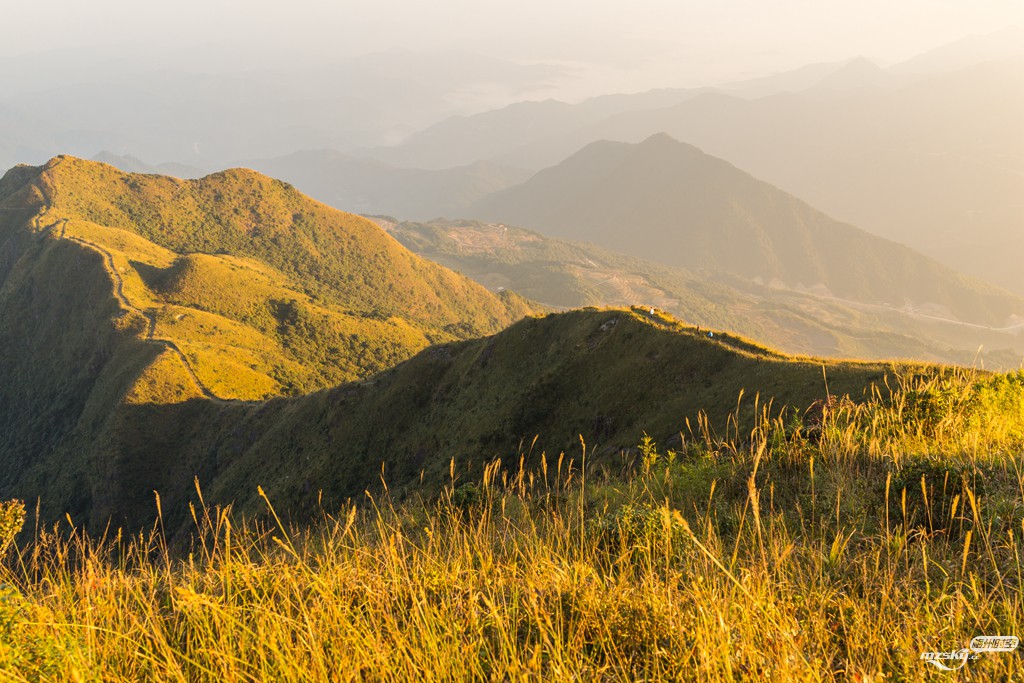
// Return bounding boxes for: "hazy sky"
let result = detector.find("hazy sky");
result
[4,1,1020,94]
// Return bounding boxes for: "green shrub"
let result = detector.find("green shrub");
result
[590,502,687,553]
[452,482,482,510]
[0,499,25,557]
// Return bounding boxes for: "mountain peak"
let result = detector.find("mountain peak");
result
[472,137,1023,328]
[639,131,680,146]
[632,132,711,161]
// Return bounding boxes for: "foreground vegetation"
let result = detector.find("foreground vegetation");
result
[1,369,1023,681]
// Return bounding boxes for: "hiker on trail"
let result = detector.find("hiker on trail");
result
[649,307,655,316]
[708,331,714,339]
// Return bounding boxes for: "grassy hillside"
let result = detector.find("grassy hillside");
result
[0,150,1008,528]
[472,134,1024,328]
[0,224,891,527]
[2,360,1023,680]
[0,157,534,522]
[0,235,160,521]
[38,156,532,333]
[1,157,533,399]
[381,218,1024,368]
[74,308,897,528]
[1,156,1019,530]
[2,157,1022,679]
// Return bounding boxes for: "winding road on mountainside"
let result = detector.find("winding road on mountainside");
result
[61,233,257,405]
[795,287,1024,334]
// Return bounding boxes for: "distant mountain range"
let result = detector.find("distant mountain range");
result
[0,47,569,172]
[471,133,1024,329]
[354,28,1024,172]
[353,46,1023,294]
[6,32,1018,291]
[237,149,530,220]
[380,217,1024,368]
[90,151,206,179]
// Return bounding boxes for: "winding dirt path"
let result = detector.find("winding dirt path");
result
[19,162,255,406]
[61,232,255,405]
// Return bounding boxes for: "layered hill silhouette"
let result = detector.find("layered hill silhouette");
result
[239,149,529,220]
[524,59,1024,294]
[472,134,1024,328]
[355,91,710,171]
[90,151,206,180]
[0,48,568,172]
[353,53,928,171]
[356,46,1023,293]
[380,218,1024,368]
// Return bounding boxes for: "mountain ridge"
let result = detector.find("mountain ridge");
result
[471,133,1024,328]
[0,156,900,528]
[0,156,537,522]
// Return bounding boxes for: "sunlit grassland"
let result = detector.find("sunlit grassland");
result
[122,350,206,406]
[59,216,430,401]
[39,157,535,334]
[1,369,1023,681]
[3,157,537,403]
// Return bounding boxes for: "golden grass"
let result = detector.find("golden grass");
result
[174,341,282,401]
[41,156,533,334]
[59,218,432,400]
[2,369,1022,681]
[158,253,310,329]
[65,220,178,268]
[122,349,205,406]
[6,157,536,406]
